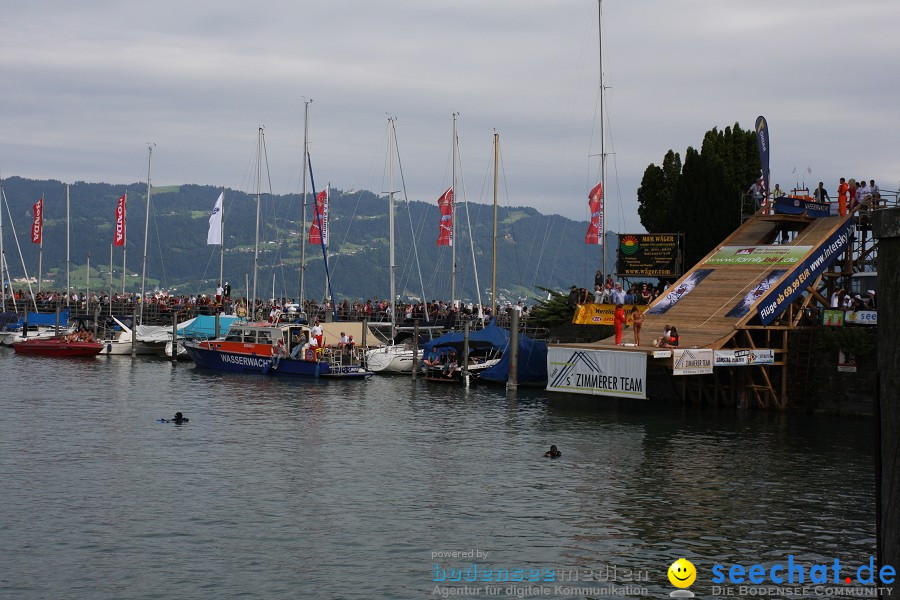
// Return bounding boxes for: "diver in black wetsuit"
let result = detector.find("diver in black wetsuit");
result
[544,445,561,458]
[171,412,189,424]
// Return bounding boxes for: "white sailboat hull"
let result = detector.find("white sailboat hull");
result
[365,346,419,373]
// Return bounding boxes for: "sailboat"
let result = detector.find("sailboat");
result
[422,132,548,385]
[365,117,432,374]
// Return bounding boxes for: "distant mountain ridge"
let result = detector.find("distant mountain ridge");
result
[0,176,608,302]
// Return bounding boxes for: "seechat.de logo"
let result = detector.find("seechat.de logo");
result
[667,558,696,597]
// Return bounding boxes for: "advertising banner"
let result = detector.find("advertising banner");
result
[672,348,714,375]
[714,349,750,366]
[725,269,787,318]
[705,246,810,266]
[822,309,844,326]
[758,221,854,325]
[845,311,877,325]
[616,233,681,277]
[571,304,648,326]
[748,349,775,365]
[647,269,713,315]
[546,347,647,398]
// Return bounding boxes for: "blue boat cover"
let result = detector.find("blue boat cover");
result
[178,315,240,338]
[422,320,547,384]
[6,310,71,329]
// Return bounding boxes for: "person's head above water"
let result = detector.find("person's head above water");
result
[172,412,188,422]
[545,444,561,458]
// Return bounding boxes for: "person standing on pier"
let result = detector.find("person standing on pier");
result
[614,303,626,345]
[837,178,849,216]
[631,306,645,346]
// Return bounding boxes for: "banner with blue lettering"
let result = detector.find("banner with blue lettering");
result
[757,221,854,325]
[755,116,770,197]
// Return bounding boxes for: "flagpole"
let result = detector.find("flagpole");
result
[122,191,127,297]
[598,0,607,278]
[140,144,154,323]
[450,113,458,309]
[66,185,70,308]
[108,243,113,315]
[219,187,225,295]
[37,195,43,294]
[300,99,311,307]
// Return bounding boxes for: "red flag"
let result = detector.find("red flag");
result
[585,182,603,244]
[31,197,43,244]
[114,194,127,247]
[436,187,453,246]
[308,189,328,245]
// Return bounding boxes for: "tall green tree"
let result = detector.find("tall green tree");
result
[636,122,760,271]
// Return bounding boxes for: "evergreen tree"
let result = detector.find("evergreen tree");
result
[636,123,760,271]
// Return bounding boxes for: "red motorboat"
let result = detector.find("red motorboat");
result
[13,337,104,357]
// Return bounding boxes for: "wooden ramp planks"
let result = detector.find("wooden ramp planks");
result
[560,212,853,353]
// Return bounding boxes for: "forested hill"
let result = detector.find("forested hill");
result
[1,177,607,302]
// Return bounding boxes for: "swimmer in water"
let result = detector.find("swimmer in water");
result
[544,445,561,458]
[171,412,189,423]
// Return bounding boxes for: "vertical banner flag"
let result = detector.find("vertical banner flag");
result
[31,197,43,244]
[755,116,770,199]
[585,182,603,244]
[436,187,453,246]
[114,194,127,247]
[309,188,328,245]
[207,192,224,245]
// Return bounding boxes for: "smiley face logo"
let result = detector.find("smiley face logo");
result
[668,558,696,588]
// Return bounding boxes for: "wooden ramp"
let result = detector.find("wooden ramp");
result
[557,211,853,353]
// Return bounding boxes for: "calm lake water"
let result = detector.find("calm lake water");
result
[0,350,878,599]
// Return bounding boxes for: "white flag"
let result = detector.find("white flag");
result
[207,192,224,245]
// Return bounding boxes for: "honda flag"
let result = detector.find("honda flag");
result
[31,197,43,244]
[585,182,603,244]
[309,188,328,245]
[436,187,453,246]
[114,194,127,246]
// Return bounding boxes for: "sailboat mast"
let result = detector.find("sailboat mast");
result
[598,0,607,278]
[66,184,70,307]
[491,132,499,314]
[0,179,4,307]
[140,144,154,323]
[388,118,397,340]
[450,113,458,308]
[252,127,263,313]
[299,99,311,306]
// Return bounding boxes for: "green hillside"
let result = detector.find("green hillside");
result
[1,177,607,302]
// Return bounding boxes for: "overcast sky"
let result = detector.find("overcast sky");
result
[2,0,898,234]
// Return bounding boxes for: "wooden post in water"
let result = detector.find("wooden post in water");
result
[872,208,899,591]
[171,311,178,362]
[411,319,419,380]
[463,320,470,387]
[507,310,519,390]
[131,302,137,357]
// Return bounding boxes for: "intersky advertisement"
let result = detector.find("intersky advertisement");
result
[755,115,770,196]
[758,221,854,326]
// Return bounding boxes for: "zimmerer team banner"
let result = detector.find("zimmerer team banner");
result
[546,347,647,398]
[758,221,855,326]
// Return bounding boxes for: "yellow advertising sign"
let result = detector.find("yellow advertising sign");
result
[572,303,648,326]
